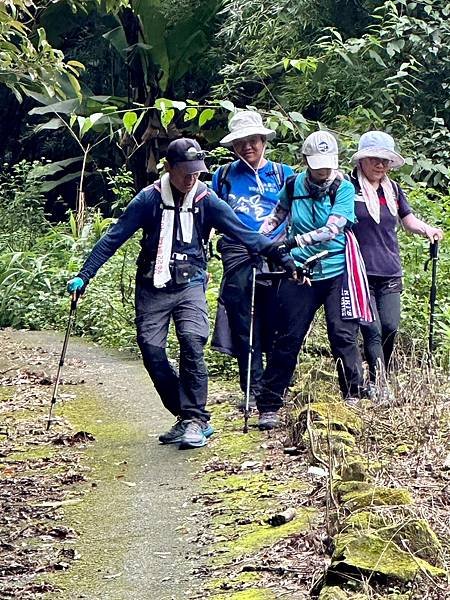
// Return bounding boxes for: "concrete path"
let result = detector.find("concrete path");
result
[4,330,201,600]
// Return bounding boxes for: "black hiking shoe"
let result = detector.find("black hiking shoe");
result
[258,411,280,431]
[158,418,187,444]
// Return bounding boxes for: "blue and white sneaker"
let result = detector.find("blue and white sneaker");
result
[179,420,213,449]
[202,422,214,438]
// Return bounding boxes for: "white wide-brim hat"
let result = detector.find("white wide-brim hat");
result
[351,131,405,168]
[220,110,276,147]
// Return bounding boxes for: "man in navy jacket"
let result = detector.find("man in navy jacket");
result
[67,138,293,449]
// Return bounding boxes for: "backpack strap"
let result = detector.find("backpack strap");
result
[285,175,298,206]
[192,185,210,260]
[327,177,342,207]
[273,162,285,189]
[390,179,400,206]
[286,175,343,207]
[217,163,232,201]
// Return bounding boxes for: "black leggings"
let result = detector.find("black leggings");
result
[359,276,402,382]
[257,274,363,412]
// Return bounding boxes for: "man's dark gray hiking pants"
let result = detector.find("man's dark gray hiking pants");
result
[135,278,210,422]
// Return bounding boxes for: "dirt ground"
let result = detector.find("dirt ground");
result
[0,328,200,599]
[1,328,449,600]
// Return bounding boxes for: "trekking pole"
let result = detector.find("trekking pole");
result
[424,238,439,363]
[46,293,78,430]
[243,266,257,434]
[243,250,329,434]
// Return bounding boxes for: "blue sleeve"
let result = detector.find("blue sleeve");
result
[79,189,149,282]
[331,179,356,224]
[206,191,272,254]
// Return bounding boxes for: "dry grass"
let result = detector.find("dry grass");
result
[285,345,450,598]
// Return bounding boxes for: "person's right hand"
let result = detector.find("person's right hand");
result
[266,242,297,278]
[67,276,86,296]
[425,226,444,244]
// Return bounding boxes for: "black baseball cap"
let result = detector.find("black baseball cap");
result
[166,138,208,174]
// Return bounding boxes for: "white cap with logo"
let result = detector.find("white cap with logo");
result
[302,131,339,170]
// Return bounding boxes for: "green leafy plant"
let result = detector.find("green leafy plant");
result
[0,160,48,252]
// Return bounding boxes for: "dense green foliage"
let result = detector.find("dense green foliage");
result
[0,162,448,373]
[212,0,450,187]
[0,0,449,370]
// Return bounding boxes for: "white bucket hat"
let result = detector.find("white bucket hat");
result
[351,131,405,168]
[302,131,339,170]
[220,110,276,147]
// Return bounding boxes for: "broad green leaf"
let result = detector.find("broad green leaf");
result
[369,49,387,68]
[29,99,80,116]
[198,108,215,127]
[171,100,187,110]
[67,73,81,98]
[133,111,146,133]
[103,25,129,57]
[155,98,170,110]
[89,112,104,125]
[161,108,175,130]
[219,100,235,112]
[135,1,170,91]
[184,107,198,122]
[283,120,295,132]
[77,116,86,135]
[40,170,83,192]
[31,157,83,177]
[80,117,93,137]
[34,117,65,133]
[288,111,307,124]
[123,111,138,134]
[67,60,84,70]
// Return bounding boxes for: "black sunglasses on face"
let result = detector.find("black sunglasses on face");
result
[184,147,206,161]
[367,157,390,167]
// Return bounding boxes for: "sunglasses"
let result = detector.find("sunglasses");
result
[366,157,391,167]
[184,147,206,161]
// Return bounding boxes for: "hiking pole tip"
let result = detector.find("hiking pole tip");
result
[243,410,249,434]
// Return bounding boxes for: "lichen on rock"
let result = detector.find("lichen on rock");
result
[299,401,363,434]
[344,512,442,564]
[336,483,412,509]
[332,531,446,580]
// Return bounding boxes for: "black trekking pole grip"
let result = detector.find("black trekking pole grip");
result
[424,238,439,271]
[430,238,439,260]
[70,292,78,311]
[261,249,329,282]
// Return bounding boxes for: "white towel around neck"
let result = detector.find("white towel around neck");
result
[356,166,397,224]
[153,172,198,288]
